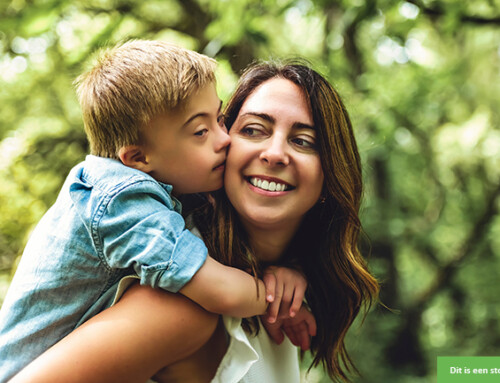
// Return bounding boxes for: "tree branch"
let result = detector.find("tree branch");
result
[387,180,500,369]
[415,180,500,308]
[175,0,212,46]
[406,0,500,25]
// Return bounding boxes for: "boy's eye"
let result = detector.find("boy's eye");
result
[194,129,208,137]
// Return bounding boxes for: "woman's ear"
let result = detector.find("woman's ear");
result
[118,146,153,173]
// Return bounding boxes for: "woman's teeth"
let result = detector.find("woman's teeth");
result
[249,177,288,192]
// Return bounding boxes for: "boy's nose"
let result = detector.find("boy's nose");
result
[214,125,231,151]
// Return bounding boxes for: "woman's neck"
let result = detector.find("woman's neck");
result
[241,220,301,263]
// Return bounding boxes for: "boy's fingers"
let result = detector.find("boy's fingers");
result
[267,281,284,322]
[274,279,284,304]
[282,283,294,306]
[266,301,279,323]
[263,273,276,302]
[289,291,304,318]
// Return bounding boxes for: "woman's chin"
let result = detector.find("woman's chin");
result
[240,209,302,231]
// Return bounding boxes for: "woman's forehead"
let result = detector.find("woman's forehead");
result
[239,78,313,124]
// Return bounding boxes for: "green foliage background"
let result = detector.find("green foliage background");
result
[0,0,499,381]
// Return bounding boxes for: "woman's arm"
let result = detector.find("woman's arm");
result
[10,283,219,383]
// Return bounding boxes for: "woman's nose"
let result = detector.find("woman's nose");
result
[259,135,289,166]
[214,124,231,152]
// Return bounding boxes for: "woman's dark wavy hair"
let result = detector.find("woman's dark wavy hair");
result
[194,60,379,382]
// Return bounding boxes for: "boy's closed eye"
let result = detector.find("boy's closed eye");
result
[194,128,208,137]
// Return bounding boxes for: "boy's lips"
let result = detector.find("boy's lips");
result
[213,161,225,171]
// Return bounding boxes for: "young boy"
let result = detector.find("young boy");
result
[0,40,277,381]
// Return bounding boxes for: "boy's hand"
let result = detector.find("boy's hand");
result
[262,306,317,351]
[263,266,307,324]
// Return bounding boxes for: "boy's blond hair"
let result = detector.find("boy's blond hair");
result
[75,40,217,159]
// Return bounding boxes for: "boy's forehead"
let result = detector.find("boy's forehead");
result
[177,82,219,110]
[172,97,222,117]
[149,83,221,129]
[181,99,223,125]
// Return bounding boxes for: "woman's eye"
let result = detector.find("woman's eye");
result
[292,137,316,149]
[240,126,263,137]
[241,127,256,136]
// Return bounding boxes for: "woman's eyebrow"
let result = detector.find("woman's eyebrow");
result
[293,122,316,131]
[239,112,315,131]
[239,112,275,123]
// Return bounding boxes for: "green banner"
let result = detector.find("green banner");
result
[438,357,500,383]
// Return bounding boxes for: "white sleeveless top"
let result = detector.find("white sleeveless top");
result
[212,315,300,382]
[113,276,300,383]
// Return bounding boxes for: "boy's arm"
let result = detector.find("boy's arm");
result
[99,186,265,317]
[180,256,268,317]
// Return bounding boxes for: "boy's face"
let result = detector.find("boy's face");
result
[143,82,230,195]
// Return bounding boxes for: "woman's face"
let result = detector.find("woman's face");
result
[224,78,324,231]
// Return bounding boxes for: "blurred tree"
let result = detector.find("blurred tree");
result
[1,0,499,381]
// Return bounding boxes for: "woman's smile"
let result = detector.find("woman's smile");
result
[248,176,293,193]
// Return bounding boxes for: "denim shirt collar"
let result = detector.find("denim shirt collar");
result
[83,155,182,214]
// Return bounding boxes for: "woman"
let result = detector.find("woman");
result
[11,61,379,383]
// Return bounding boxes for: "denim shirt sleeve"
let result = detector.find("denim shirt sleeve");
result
[94,180,207,293]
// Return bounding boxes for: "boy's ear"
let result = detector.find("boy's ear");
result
[118,145,153,173]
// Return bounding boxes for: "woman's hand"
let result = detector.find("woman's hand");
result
[261,305,317,351]
[262,265,307,323]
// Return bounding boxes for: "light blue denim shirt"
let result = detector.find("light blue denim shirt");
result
[0,155,207,381]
